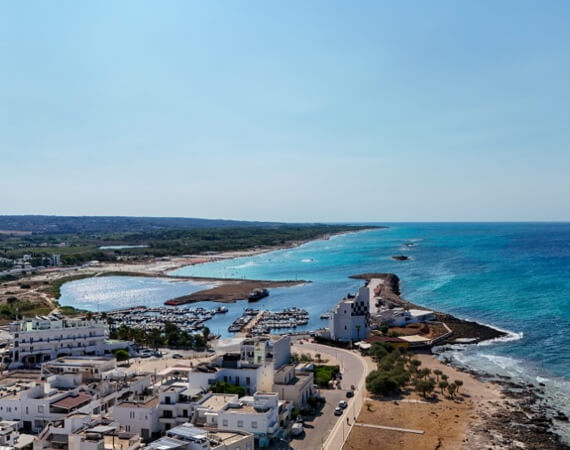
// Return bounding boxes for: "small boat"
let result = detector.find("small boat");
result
[248,288,269,302]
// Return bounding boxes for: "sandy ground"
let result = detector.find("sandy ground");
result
[343,353,504,450]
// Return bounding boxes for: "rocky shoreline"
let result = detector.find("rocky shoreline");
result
[351,272,569,448]
[439,351,570,449]
[350,272,506,343]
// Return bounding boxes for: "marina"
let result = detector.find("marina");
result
[249,307,310,335]
[95,305,228,334]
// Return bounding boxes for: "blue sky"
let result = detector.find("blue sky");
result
[1,1,569,221]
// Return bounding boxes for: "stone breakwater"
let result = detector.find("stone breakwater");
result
[350,272,506,343]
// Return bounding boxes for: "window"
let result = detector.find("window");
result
[246,377,250,385]
[38,406,44,413]
[235,376,240,385]
[237,420,243,428]
[129,411,135,419]
[222,419,228,427]
[251,421,257,429]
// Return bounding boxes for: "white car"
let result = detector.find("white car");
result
[338,400,348,409]
[291,422,303,436]
[334,407,343,416]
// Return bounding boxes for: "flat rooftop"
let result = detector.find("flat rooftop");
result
[209,430,251,445]
[47,357,115,366]
[199,394,235,411]
[118,396,159,408]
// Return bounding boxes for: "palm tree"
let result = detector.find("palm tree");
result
[447,383,457,398]
[438,380,448,395]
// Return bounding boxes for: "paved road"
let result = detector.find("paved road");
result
[289,341,370,450]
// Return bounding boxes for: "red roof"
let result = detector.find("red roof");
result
[51,392,92,411]
[365,336,406,343]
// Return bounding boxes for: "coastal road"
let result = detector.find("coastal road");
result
[290,340,373,450]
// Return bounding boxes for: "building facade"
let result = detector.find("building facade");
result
[328,285,370,341]
[10,316,108,367]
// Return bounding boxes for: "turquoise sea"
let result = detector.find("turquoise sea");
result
[60,223,570,432]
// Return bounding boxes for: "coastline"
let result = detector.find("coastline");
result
[2,228,377,310]
[348,272,569,448]
[350,272,506,343]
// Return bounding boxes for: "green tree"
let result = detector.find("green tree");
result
[114,349,130,363]
[438,380,449,395]
[433,369,443,382]
[414,377,435,398]
[409,359,422,373]
[454,380,463,394]
[202,326,210,341]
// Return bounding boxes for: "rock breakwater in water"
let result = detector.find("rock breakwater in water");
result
[350,272,506,343]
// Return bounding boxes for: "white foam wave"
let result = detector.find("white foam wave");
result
[301,258,315,263]
[477,323,524,346]
[228,261,256,269]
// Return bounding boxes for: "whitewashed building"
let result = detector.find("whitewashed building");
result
[113,396,161,442]
[148,423,253,450]
[9,316,108,367]
[376,308,436,327]
[328,285,370,341]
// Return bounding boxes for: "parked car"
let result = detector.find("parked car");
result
[338,400,348,409]
[346,390,354,398]
[295,415,304,424]
[291,422,303,436]
[334,407,343,416]
[172,353,184,359]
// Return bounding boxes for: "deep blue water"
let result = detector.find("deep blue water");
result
[60,223,570,422]
[172,222,570,380]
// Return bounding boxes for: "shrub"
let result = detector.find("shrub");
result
[114,349,130,362]
[313,365,340,387]
[210,381,246,397]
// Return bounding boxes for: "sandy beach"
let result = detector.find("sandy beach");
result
[344,353,505,450]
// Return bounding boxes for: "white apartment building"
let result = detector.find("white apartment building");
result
[157,380,203,432]
[0,380,98,433]
[188,335,291,396]
[113,396,161,442]
[0,362,150,434]
[217,392,280,442]
[328,285,370,341]
[10,316,108,367]
[188,358,274,396]
[34,413,141,450]
[41,356,117,382]
[239,335,290,369]
[272,364,314,407]
[194,392,281,445]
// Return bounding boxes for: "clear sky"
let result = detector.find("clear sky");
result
[1,1,569,222]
